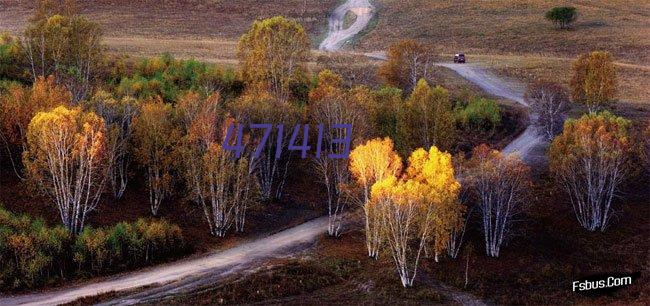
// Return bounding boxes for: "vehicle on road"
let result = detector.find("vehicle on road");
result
[454,53,466,63]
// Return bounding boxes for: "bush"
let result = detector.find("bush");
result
[114,54,243,102]
[455,97,501,134]
[0,207,71,289]
[73,219,184,273]
[545,7,577,29]
[0,206,187,290]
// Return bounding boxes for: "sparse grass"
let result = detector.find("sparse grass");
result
[342,11,357,29]
[360,1,649,64]
[0,0,337,63]
[468,54,650,106]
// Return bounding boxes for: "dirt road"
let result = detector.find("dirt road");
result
[319,0,374,51]
[0,217,330,306]
[438,63,546,163]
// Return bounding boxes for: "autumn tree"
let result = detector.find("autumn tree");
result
[371,146,460,287]
[525,81,569,140]
[0,76,71,178]
[349,137,402,258]
[466,144,530,257]
[374,86,406,153]
[404,146,464,262]
[446,152,473,259]
[309,70,370,237]
[378,40,437,92]
[132,98,180,215]
[177,92,258,236]
[21,1,104,102]
[549,112,631,231]
[23,106,107,234]
[400,79,456,153]
[237,16,310,102]
[84,91,138,199]
[570,51,617,112]
[230,89,300,200]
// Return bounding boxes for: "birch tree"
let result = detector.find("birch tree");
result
[446,153,473,259]
[0,76,71,179]
[405,146,464,262]
[237,16,310,102]
[467,144,530,257]
[309,70,369,237]
[378,40,437,92]
[84,91,138,199]
[23,106,107,234]
[570,51,617,112]
[349,137,402,258]
[132,98,179,215]
[21,5,103,103]
[400,79,455,153]
[549,112,631,231]
[525,81,569,140]
[230,89,300,200]
[178,92,258,236]
[372,146,459,287]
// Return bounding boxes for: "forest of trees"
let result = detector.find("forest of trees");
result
[0,0,645,291]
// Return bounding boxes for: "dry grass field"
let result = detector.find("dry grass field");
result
[361,0,649,64]
[0,0,337,61]
[467,54,650,109]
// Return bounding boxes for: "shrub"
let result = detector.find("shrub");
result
[545,7,577,29]
[0,207,71,289]
[455,97,501,134]
[0,206,186,290]
[114,54,243,102]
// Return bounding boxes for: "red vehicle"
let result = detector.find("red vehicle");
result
[454,53,466,63]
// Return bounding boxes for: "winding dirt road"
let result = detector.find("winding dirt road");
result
[438,63,545,163]
[319,0,374,51]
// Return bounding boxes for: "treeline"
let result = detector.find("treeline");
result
[0,206,186,289]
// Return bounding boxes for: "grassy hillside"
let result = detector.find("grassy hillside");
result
[359,0,649,64]
[0,0,337,60]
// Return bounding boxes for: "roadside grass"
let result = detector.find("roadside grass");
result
[0,0,338,40]
[469,54,650,107]
[150,232,448,305]
[359,0,649,64]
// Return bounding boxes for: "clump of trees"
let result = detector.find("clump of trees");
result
[21,0,104,102]
[23,106,107,235]
[84,91,138,199]
[570,51,617,112]
[0,76,72,179]
[545,7,577,29]
[177,92,258,236]
[455,97,502,141]
[549,112,631,231]
[379,40,437,92]
[464,145,530,257]
[368,146,462,287]
[349,138,402,258]
[114,54,242,102]
[237,16,310,102]
[525,81,569,140]
[0,206,185,289]
[132,98,180,216]
[399,79,455,153]
[309,70,370,237]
